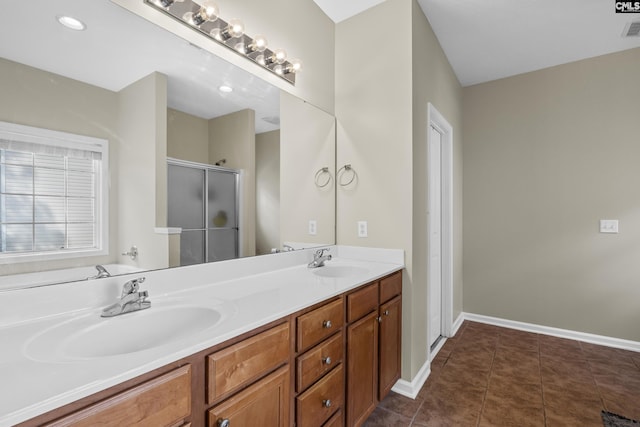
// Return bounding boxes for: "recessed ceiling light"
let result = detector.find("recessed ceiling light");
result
[57,15,86,31]
[219,85,233,93]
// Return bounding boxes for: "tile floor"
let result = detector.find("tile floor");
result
[364,321,640,426]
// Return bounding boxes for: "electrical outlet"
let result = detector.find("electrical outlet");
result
[358,221,368,238]
[599,219,619,233]
[308,220,317,235]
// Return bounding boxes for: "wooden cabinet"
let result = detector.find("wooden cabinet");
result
[45,365,191,427]
[294,297,345,427]
[207,322,290,404]
[346,311,378,427]
[346,271,402,427]
[207,366,290,427]
[378,296,402,399]
[24,270,402,427]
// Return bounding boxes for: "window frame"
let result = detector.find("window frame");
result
[0,121,109,264]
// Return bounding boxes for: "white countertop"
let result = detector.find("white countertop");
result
[0,246,403,426]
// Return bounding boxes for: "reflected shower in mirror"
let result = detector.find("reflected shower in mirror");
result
[0,0,335,288]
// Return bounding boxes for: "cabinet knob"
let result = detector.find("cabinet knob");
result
[218,419,230,427]
[322,399,332,408]
[322,356,332,365]
[322,320,332,329]
[383,310,390,316]
[377,316,382,323]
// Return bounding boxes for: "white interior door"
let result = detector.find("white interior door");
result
[428,125,442,347]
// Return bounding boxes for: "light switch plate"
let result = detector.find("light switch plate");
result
[358,221,368,238]
[308,220,317,235]
[599,219,619,233]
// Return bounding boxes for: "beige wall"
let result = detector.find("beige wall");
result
[463,48,640,341]
[209,109,256,257]
[116,72,170,270]
[113,0,335,114]
[255,130,281,255]
[411,0,464,366]
[280,92,335,247]
[167,108,209,163]
[0,58,119,275]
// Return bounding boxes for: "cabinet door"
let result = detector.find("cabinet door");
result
[379,296,402,400]
[45,365,191,427]
[207,366,290,427]
[346,311,378,427]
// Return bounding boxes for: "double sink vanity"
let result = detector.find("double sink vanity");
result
[0,246,403,427]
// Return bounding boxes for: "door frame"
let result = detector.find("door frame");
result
[426,103,454,356]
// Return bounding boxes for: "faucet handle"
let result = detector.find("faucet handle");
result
[122,277,146,296]
[315,248,330,257]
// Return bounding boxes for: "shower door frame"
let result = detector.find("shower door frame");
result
[167,157,242,264]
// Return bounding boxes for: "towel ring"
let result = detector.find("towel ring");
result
[338,164,356,186]
[314,167,332,188]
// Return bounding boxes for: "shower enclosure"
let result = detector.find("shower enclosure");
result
[167,159,240,266]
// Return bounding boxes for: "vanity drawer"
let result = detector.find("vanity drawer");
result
[347,282,379,322]
[296,331,343,392]
[297,298,343,353]
[207,322,290,404]
[380,271,402,303]
[296,364,344,427]
[45,365,191,427]
[323,409,344,427]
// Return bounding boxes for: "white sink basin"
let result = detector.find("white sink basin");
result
[312,265,369,278]
[26,303,226,361]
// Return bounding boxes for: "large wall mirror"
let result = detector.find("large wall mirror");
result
[0,0,335,289]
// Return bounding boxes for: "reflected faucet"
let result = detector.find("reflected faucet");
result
[307,248,332,268]
[88,265,111,280]
[101,277,150,317]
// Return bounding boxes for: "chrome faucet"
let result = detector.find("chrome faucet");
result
[308,248,332,268]
[101,277,150,317]
[88,264,111,280]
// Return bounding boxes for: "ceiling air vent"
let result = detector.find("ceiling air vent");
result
[622,21,640,37]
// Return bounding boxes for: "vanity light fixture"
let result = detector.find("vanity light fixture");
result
[145,0,302,84]
[57,15,86,31]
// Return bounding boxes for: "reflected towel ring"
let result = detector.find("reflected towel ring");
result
[338,164,356,186]
[314,167,332,188]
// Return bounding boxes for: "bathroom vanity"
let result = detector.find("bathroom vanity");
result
[0,246,403,427]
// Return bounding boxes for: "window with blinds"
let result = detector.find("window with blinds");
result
[0,121,108,263]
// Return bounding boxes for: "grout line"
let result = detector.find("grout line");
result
[476,332,498,426]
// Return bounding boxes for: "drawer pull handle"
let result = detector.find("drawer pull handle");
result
[323,356,332,365]
[218,419,230,427]
[322,399,332,408]
[383,310,390,316]
[322,320,332,329]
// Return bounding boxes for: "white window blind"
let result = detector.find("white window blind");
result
[0,121,108,262]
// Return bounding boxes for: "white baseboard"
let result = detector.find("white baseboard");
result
[451,312,464,336]
[391,358,431,399]
[464,312,640,353]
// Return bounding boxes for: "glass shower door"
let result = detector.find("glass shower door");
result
[207,169,239,262]
[168,164,205,266]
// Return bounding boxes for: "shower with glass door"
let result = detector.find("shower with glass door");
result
[167,159,240,266]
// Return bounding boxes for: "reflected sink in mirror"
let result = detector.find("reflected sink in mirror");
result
[25,303,227,361]
[312,265,369,278]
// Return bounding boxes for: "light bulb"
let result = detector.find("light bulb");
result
[272,48,287,65]
[227,19,245,38]
[248,35,268,53]
[234,42,246,54]
[201,0,219,21]
[288,58,303,73]
[210,27,223,41]
[274,64,284,75]
[256,54,266,66]
[186,0,219,26]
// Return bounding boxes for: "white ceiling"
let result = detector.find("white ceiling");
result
[314,0,640,86]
